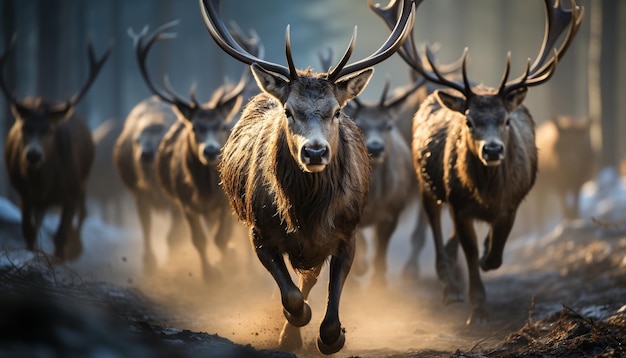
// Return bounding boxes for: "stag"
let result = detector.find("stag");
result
[128,21,252,282]
[372,0,584,324]
[340,76,425,286]
[113,96,182,274]
[2,37,111,261]
[200,0,415,353]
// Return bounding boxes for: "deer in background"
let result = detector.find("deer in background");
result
[200,0,415,353]
[113,96,182,275]
[372,0,584,324]
[129,21,253,283]
[320,47,427,286]
[2,36,112,261]
[523,115,594,234]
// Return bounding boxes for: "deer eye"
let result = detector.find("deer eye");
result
[465,119,473,130]
[284,108,293,118]
[334,109,341,119]
[505,117,511,126]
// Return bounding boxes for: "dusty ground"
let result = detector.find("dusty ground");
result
[1,197,626,357]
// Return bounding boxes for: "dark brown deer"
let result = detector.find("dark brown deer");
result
[113,96,182,274]
[200,0,415,353]
[129,21,250,283]
[372,0,584,324]
[2,36,111,261]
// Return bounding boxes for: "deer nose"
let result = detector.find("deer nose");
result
[140,150,155,163]
[303,146,328,164]
[482,143,504,161]
[367,142,385,157]
[26,149,42,165]
[203,145,220,162]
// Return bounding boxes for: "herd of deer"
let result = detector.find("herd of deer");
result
[2,0,588,354]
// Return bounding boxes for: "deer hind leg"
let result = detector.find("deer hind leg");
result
[451,210,488,325]
[317,234,355,355]
[165,204,187,256]
[279,265,321,352]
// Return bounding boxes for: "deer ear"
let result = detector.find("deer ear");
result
[48,103,74,125]
[219,94,244,122]
[334,68,374,107]
[251,63,290,104]
[10,103,28,122]
[435,90,466,113]
[503,87,527,112]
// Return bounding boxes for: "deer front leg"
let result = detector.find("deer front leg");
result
[371,214,400,286]
[20,200,37,251]
[251,228,312,330]
[317,234,355,355]
[279,265,321,352]
[185,209,218,284]
[451,210,487,325]
[54,201,78,261]
[402,205,428,282]
[422,192,463,304]
[135,194,157,275]
[481,210,515,271]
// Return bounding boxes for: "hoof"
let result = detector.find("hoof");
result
[278,321,303,352]
[316,329,346,355]
[480,254,502,271]
[283,302,311,327]
[466,307,489,325]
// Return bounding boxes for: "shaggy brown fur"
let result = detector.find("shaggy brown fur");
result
[4,97,94,260]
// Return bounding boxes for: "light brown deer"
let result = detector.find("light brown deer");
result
[372,0,584,324]
[200,0,416,354]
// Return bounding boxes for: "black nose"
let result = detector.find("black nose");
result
[304,147,327,164]
[140,150,155,163]
[482,143,504,160]
[367,142,385,157]
[26,149,42,164]
[203,145,220,161]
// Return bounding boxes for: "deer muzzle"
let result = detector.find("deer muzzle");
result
[480,141,505,167]
[301,142,330,173]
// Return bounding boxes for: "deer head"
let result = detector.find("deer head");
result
[200,0,417,173]
[129,21,250,166]
[371,0,584,167]
[0,35,112,169]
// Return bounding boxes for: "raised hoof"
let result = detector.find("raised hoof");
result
[278,321,302,352]
[466,307,489,325]
[480,254,502,271]
[316,329,346,355]
[283,302,312,327]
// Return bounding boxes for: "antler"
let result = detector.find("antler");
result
[498,0,584,97]
[200,0,417,83]
[371,0,583,100]
[0,34,112,110]
[128,20,196,111]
